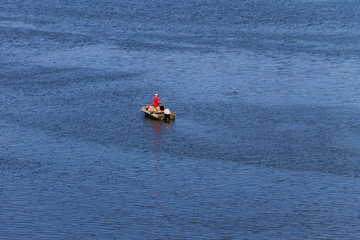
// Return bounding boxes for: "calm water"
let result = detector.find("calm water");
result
[1,0,360,239]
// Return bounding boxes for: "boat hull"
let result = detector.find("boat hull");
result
[141,107,175,121]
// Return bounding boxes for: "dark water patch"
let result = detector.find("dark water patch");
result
[161,103,360,177]
[0,155,48,180]
[0,65,139,90]
[0,25,97,52]
[0,70,148,151]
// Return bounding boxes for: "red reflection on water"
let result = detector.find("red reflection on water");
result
[149,120,171,174]
[151,120,161,173]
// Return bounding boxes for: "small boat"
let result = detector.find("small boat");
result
[141,104,175,121]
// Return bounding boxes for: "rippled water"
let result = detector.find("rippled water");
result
[1,0,360,239]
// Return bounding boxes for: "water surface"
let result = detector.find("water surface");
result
[1,0,360,239]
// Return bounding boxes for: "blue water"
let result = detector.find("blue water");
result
[1,0,360,239]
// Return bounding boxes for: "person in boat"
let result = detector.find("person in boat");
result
[153,93,161,111]
[164,108,171,120]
